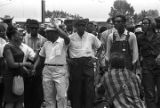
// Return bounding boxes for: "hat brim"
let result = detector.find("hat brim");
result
[0,17,13,20]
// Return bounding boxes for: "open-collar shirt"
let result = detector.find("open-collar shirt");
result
[69,31,101,58]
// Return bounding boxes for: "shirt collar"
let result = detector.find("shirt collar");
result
[113,28,128,35]
[56,37,62,43]
[28,33,41,39]
[123,29,128,35]
[47,37,62,44]
[76,31,87,38]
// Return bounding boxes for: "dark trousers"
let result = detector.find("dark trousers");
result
[0,83,4,108]
[24,76,43,108]
[142,68,160,108]
[69,57,95,108]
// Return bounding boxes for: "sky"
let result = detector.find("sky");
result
[0,0,160,22]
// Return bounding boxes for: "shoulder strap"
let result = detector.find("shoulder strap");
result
[113,33,116,43]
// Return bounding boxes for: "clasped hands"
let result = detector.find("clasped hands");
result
[21,62,36,76]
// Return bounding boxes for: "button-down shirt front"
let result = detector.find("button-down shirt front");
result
[39,37,68,64]
[106,29,139,64]
[24,33,47,52]
[69,31,101,58]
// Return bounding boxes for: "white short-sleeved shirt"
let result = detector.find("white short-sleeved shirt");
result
[39,37,67,64]
[69,31,101,58]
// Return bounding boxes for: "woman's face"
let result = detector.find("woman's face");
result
[13,31,23,44]
[142,19,150,32]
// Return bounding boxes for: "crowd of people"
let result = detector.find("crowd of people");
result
[0,14,160,108]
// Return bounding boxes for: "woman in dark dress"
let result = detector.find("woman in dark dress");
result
[3,27,32,108]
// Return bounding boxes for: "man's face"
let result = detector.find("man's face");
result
[107,21,114,29]
[114,17,125,31]
[142,19,150,32]
[3,19,12,27]
[45,30,59,42]
[30,27,39,37]
[0,28,6,39]
[76,23,86,36]
[13,31,23,44]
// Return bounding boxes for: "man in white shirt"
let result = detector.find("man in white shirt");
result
[33,22,70,108]
[68,19,101,108]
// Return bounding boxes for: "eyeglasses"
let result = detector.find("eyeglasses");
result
[142,23,150,25]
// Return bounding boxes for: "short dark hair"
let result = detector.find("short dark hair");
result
[112,15,126,23]
[73,19,89,27]
[28,19,39,28]
[106,18,113,23]
[6,26,17,40]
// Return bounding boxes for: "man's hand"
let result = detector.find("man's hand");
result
[50,17,58,29]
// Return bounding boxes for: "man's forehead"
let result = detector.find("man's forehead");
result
[114,17,123,21]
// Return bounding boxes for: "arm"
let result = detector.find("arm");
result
[129,33,139,64]
[56,26,70,45]
[26,44,36,62]
[32,43,46,74]
[3,46,31,68]
[50,19,70,45]
[33,55,45,72]
[105,35,112,62]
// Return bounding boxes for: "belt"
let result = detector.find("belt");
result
[45,64,64,66]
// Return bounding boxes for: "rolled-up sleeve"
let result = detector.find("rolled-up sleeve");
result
[39,43,46,57]
[105,34,112,61]
[129,33,139,64]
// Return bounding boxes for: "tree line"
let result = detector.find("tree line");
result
[45,0,159,24]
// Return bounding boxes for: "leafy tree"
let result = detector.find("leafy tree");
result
[45,10,82,19]
[134,9,159,23]
[109,0,135,18]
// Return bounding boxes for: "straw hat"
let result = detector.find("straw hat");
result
[0,15,13,21]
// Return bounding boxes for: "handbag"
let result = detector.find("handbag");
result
[12,75,24,96]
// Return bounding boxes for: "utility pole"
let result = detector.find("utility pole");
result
[41,0,45,23]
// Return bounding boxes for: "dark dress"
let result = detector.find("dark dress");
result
[3,43,24,103]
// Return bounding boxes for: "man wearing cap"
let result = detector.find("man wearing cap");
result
[68,19,101,108]
[23,19,47,108]
[32,21,70,108]
[0,15,13,28]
